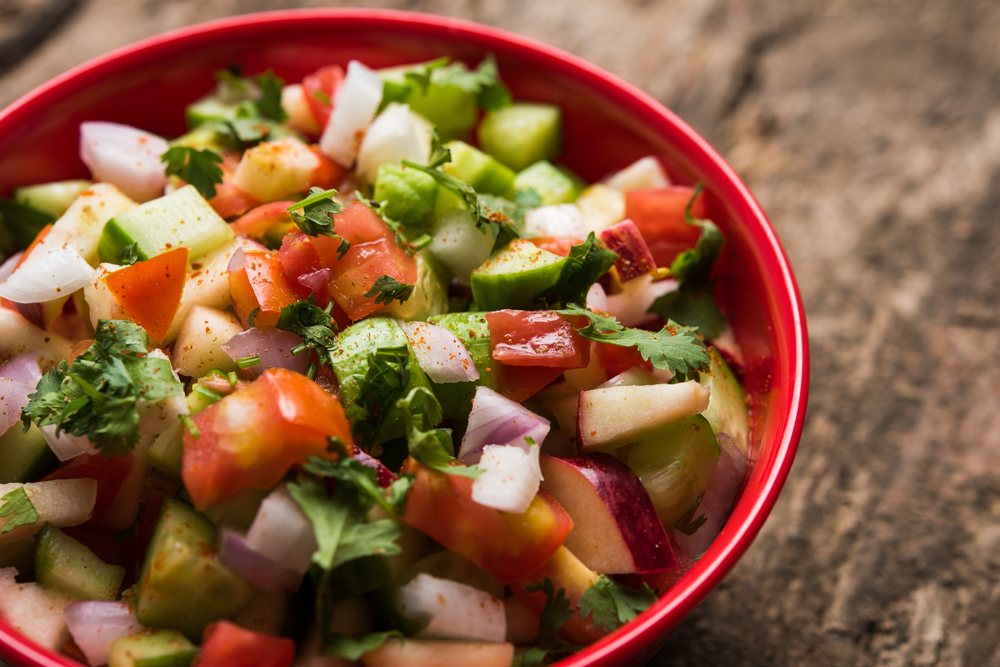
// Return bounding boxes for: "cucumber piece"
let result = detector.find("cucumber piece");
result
[98,185,233,263]
[425,312,498,420]
[13,180,93,218]
[470,239,566,310]
[136,498,253,640]
[0,199,54,250]
[514,161,580,206]
[185,96,249,129]
[379,63,479,138]
[442,141,516,197]
[148,378,225,479]
[477,103,562,172]
[627,415,721,526]
[373,164,438,230]
[35,524,125,600]
[699,347,751,459]
[0,423,57,483]
[378,250,448,322]
[0,535,37,577]
[108,628,197,667]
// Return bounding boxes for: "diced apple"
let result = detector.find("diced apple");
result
[600,219,656,282]
[0,567,77,652]
[233,137,321,203]
[83,263,128,328]
[173,305,243,377]
[576,183,625,235]
[604,156,671,192]
[539,453,676,574]
[0,479,97,544]
[577,381,710,451]
[361,638,514,667]
[0,308,73,366]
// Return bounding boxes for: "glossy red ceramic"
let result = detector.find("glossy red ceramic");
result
[0,9,809,667]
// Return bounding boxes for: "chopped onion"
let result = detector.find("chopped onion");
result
[458,386,550,463]
[673,433,746,557]
[219,527,305,593]
[354,450,398,488]
[400,321,480,384]
[0,252,22,284]
[398,573,506,643]
[356,103,430,184]
[0,378,32,433]
[222,328,310,378]
[472,443,543,514]
[428,208,495,285]
[64,600,141,667]
[246,486,317,575]
[0,246,94,304]
[605,274,678,327]
[297,267,331,295]
[319,60,384,167]
[586,282,608,312]
[523,204,586,239]
[40,424,98,461]
[0,351,43,386]
[227,246,246,273]
[79,121,169,202]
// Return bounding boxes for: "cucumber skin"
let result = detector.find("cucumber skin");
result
[0,424,57,483]
[108,629,197,667]
[35,524,125,601]
[470,240,566,311]
[699,347,751,458]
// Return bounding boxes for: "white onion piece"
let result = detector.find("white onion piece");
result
[297,267,331,295]
[400,321,480,384]
[0,252,22,284]
[605,274,678,327]
[319,60,384,167]
[586,282,608,311]
[398,573,506,643]
[0,246,94,304]
[604,156,670,192]
[79,122,169,202]
[356,103,429,184]
[227,246,246,273]
[523,204,585,239]
[0,351,43,386]
[64,600,141,667]
[472,443,543,514]
[0,378,32,433]
[219,527,304,593]
[221,328,310,379]
[673,433,746,557]
[247,486,317,575]
[40,423,97,461]
[458,386,550,463]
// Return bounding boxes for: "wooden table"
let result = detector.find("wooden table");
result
[4,0,997,665]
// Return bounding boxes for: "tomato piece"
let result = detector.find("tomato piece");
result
[624,186,706,267]
[594,340,653,376]
[229,201,296,241]
[301,65,345,130]
[307,146,347,190]
[195,621,294,667]
[208,153,259,219]
[43,452,136,529]
[495,364,566,403]
[527,237,584,258]
[485,310,590,369]
[277,231,323,299]
[103,246,189,341]
[183,369,354,510]
[228,249,300,327]
[401,459,573,583]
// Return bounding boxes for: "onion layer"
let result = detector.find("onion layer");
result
[222,328,310,378]
[64,600,141,667]
[458,386,550,463]
[398,573,506,643]
[400,321,480,384]
[219,527,305,593]
[79,121,169,202]
[0,246,94,304]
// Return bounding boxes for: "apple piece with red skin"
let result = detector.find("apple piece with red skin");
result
[400,458,573,583]
[539,453,676,575]
[577,381,710,453]
[600,219,656,282]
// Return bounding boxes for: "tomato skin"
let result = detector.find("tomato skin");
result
[229,201,295,241]
[307,146,347,190]
[209,152,259,219]
[485,310,590,369]
[228,249,300,327]
[401,459,573,583]
[594,340,653,376]
[182,369,354,510]
[194,621,294,667]
[301,65,345,131]
[625,186,706,267]
[495,364,566,403]
[103,246,189,342]
[527,237,584,257]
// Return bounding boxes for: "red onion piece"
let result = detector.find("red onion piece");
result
[0,246,94,304]
[400,321,480,384]
[219,527,304,593]
[0,252,22,284]
[0,352,42,386]
[354,450,398,488]
[79,121,169,202]
[227,246,246,273]
[40,424,98,461]
[297,267,331,294]
[221,327,310,378]
[64,600,140,667]
[0,378,33,433]
[458,386,551,463]
[246,486,317,575]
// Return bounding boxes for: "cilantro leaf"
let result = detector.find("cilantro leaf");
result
[325,631,403,661]
[160,146,224,199]
[343,346,411,449]
[288,187,347,241]
[304,453,399,516]
[116,243,139,266]
[515,187,543,210]
[253,69,287,122]
[555,306,710,379]
[246,307,260,328]
[21,320,184,457]
[522,577,582,663]
[275,295,339,366]
[378,58,451,113]
[364,275,414,306]
[0,487,39,534]
[434,54,513,111]
[577,574,658,632]
[396,387,480,479]
[536,232,618,307]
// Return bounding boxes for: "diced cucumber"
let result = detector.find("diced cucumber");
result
[185,96,249,128]
[108,628,197,667]
[328,317,432,445]
[148,378,225,479]
[425,312,499,420]
[442,141,516,197]
[0,423,57,483]
[470,239,566,310]
[98,185,233,263]
[626,415,721,526]
[136,498,253,640]
[477,103,562,172]
[13,180,93,218]
[379,63,479,138]
[514,161,581,206]
[35,524,125,601]
[378,250,448,322]
[373,164,438,230]
[699,347,751,459]
[0,199,54,250]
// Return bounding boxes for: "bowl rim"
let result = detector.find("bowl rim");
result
[0,8,809,667]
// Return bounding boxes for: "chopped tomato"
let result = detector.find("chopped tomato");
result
[194,621,294,667]
[229,201,296,241]
[625,186,706,267]
[307,146,347,190]
[401,459,573,583]
[103,246,189,342]
[594,340,653,376]
[277,232,324,300]
[527,237,584,257]
[301,65,345,130]
[183,369,354,510]
[209,152,259,219]
[495,364,566,403]
[485,310,590,369]
[228,249,300,327]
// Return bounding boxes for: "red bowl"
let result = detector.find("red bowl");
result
[0,9,808,667]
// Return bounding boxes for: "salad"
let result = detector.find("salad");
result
[0,54,751,667]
